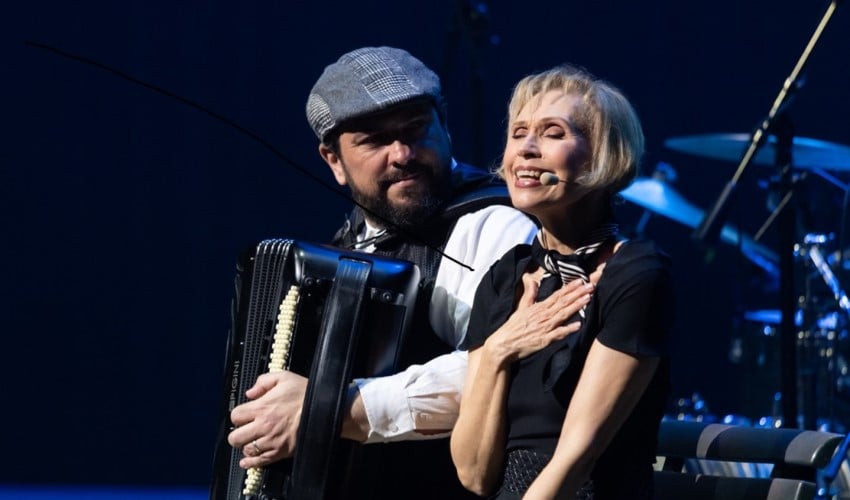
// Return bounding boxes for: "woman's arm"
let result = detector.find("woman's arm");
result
[451,276,593,495]
[524,341,659,499]
[450,342,511,495]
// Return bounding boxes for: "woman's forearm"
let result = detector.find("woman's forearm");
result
[525,341,661,499]
[523,450,590,500]
[450,345,511,496]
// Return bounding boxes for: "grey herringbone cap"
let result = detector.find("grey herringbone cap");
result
[306,46,442,141]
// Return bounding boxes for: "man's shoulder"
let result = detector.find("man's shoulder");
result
[443,163,512,220]
[445,205,536,255]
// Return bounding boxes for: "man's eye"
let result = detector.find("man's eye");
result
[402,122,428,139]
[407,119,428,131]
[365,133,390,145]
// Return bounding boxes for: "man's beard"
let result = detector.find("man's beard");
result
[348,166,451,230]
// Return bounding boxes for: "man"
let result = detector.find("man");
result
[227,46,537,498]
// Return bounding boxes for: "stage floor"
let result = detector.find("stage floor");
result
[0,486,207,499]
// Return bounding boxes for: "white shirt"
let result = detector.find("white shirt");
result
[353,204,538,442]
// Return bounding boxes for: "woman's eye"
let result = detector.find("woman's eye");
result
[544,126,565,138]
[511,128,528,139]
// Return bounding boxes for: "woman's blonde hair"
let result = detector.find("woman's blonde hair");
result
[499,64,644,195]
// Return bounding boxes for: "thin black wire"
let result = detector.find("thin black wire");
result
[25,40,474,271]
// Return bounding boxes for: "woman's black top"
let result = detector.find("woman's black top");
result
[462,239,673,499]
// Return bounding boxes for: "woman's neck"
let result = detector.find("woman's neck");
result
[536,194,613,254]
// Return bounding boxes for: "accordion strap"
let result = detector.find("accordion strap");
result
[289,257,372,500]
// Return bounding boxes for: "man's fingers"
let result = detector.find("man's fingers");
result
[239,451,276,469]
[227,420,256,448]
[245,372,281,399]
[230,401,255,427]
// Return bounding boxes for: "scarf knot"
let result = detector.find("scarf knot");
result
[531,224,619,287]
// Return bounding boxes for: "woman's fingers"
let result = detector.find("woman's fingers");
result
[541,280,593,320]
[518,273,540,308]
[551,321,583,341]
[589,262,606,285]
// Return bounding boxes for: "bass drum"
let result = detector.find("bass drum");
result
[732,307,850,427]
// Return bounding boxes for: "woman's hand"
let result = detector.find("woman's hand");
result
[483,274,594,367]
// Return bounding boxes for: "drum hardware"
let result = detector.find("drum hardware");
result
[665,0,843,432]
[795,234,850,433]
[631,161,678,238]
[670,392,716,423]
[664,134,850,172]
[735,236,849,433]
[620,166,779,277]
[803,234,850,316]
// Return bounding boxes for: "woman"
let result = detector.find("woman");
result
[450,65,672,500]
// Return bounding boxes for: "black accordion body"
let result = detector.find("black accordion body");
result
[210,239,420,500]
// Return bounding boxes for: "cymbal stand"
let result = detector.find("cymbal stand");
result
[804,234,850,499]
[692,0,842,430]
[805,236,850,316]
[796,235,849,432]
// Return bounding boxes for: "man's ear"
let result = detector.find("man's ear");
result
[319,143,347,186]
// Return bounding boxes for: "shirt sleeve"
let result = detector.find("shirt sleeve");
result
[597,244,673,357]
[430,205,539,347]
[354,350,468,442]
[356,205,537,442]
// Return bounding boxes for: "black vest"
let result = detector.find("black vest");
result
[330,163,513,500]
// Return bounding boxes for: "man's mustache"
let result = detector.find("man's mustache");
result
[382,162,432,184]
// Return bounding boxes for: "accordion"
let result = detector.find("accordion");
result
[210,239,420,500]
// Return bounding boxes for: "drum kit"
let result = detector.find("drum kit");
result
[620,131,850,431]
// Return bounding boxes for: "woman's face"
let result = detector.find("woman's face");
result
[502,90,592,221]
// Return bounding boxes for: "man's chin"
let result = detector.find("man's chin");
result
[382,194,445,228]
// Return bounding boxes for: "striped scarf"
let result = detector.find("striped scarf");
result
[530,224,619,317]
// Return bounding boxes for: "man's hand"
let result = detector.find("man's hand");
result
[227,371,308,468]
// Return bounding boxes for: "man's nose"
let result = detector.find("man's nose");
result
[388,139,415,167]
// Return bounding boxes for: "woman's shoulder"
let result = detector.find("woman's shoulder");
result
[611,238,670,266]
[603,239,671,282]
[482,243,534,291]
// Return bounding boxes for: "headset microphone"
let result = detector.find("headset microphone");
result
[539,172,567,185]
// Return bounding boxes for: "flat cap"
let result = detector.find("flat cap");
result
[306,46,443,141]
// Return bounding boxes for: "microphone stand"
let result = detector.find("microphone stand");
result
[774,114,800,429]
[691,0,842,430]
[692,0,840,246]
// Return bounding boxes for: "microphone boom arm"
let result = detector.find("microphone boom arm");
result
[692,0,841,246]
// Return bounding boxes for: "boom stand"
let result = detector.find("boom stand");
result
[691,0,842,429]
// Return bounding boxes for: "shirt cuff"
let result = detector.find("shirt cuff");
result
[354,351,468,443]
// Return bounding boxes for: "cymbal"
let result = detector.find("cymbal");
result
[621,177,778,276]
[664,133,850,171]
[620,177,703,227]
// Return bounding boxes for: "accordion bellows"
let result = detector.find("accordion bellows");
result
[211,239,420,500]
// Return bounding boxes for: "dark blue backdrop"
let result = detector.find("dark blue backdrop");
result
[3,0,849,489]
